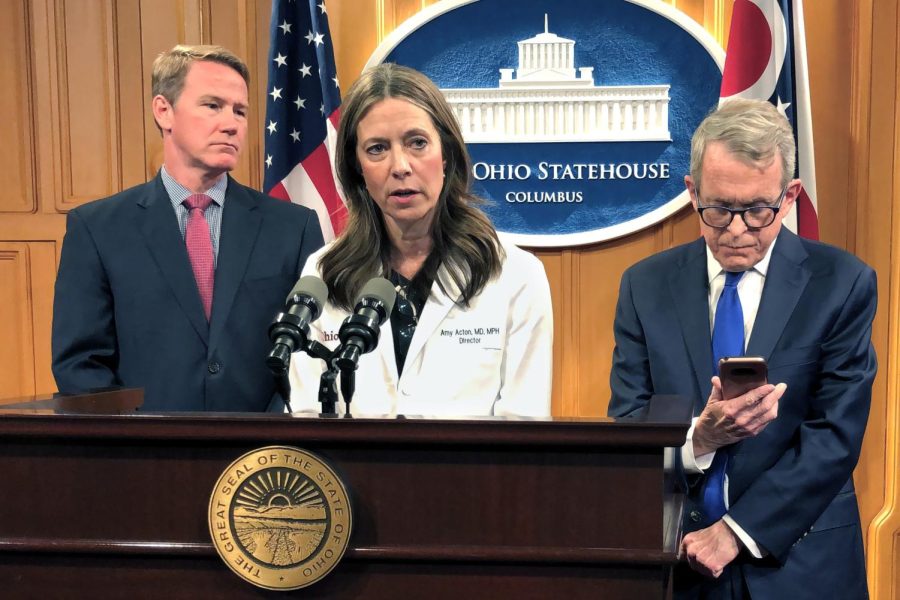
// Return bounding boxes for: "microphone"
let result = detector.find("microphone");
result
[334,277,397,372]
[267,275,329,373]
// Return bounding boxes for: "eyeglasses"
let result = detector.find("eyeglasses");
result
[695,185,788,229]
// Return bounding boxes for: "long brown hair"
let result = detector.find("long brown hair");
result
[321,63,503,310]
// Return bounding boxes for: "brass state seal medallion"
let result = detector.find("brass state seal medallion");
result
[208,446,352,590]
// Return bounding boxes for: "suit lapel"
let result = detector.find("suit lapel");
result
[378,314,400,388]
[208,178,261,351]
[746,229,810,359]
[668,238,713,411]
[137,176,209,344]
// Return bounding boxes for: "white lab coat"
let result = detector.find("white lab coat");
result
[288,238,553,417]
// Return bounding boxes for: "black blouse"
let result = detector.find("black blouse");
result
[388,270,430,376]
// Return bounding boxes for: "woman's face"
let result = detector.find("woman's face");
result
[355,97,446,235]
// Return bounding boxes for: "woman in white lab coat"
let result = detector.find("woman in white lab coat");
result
[288,64,552,417]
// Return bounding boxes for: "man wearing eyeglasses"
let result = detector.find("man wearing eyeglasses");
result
[608,99,875,599]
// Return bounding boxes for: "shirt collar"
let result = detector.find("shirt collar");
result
[160,166,228,208]
[706,235,778,284]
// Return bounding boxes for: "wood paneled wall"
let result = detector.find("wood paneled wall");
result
[851,2,900,597]
[0,1,896,596]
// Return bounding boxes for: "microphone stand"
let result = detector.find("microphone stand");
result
[302,340,342,416]
[266,309,309,413]
[267,334,356,417]
[333,343,361,416]
[317,367,339,415]
[271,368,293,413]
[338,366,355,416]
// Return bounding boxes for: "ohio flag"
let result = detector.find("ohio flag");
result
[719,0,818,239]
[263,0,347,241]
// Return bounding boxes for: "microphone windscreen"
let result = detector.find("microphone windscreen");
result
[285,275,329,315]
[357,277,397,316]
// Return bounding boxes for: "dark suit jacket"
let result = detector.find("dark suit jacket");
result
[608,229,875,599]
[52,174,324,412]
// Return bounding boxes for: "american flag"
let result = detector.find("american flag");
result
[263,0,346,241]
[719,0,818,240]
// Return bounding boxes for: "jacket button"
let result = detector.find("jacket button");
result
[690,510,702,523]
[208,361,221,374]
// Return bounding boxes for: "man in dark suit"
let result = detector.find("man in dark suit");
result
[608,99,875,598]
[52,45,324,411]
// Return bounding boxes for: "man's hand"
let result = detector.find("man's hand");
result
[681,519,741,578]
[693,376,785,456]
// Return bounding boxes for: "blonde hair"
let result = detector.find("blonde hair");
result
[690,98,796,191]
[151,44,250,105]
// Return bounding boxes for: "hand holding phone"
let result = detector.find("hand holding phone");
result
[693,357,781,456]
[718,356,768,399]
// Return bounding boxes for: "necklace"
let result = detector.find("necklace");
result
[394,283,419,323]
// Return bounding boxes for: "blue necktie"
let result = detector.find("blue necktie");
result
[701,270,745,525]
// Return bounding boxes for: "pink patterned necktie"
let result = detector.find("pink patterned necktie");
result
[183,193,214,320]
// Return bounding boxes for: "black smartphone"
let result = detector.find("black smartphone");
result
[718,356,768,399]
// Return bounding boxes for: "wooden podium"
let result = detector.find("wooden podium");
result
[0,391,689,598]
